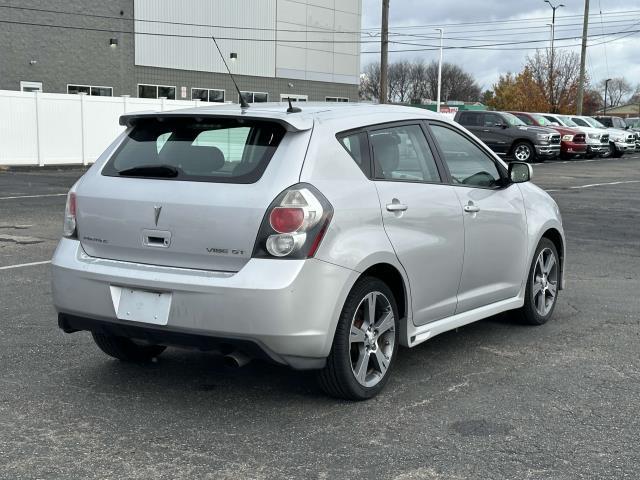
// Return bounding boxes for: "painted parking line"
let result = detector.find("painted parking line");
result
[546,180,640,193]
[0,193,67,200]
[0,260,52,271]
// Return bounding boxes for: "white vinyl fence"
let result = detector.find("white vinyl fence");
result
[0,90,223,166]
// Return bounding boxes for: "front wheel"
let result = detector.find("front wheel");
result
[318,277,399,400]
[512,141,536,163]
[513,238,560,325]
[601,143,615,158]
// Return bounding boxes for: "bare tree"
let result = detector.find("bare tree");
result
[424,61,481,102]
[360,59,480,104]
[360,62,381,101]
[408,60,429,104]
[388,60,412,102]
[599,77,633,107]
[527,49,581,113]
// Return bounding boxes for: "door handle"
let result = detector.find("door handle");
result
[386,202,408,212]
[482,129,491,132]
[463,205,480,213]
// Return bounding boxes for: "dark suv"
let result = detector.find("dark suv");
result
[455,111,561,162]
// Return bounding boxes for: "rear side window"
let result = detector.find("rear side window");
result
[338,131,371,177]
[369,125,441,183]
[103,118,286,183]
[458,112,480,126]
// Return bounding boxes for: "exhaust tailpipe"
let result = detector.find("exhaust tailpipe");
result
[223,350,251,368]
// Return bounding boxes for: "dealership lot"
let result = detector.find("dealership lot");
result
[1,157,639,479]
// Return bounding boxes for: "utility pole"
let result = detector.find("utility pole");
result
[544,1,564,112]
[576,0,590,114]
[435,28,444,113]
[380,0,389,104]
[604,78,612,115]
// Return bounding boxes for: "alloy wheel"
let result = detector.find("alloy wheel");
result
[349,291,396,387]
[514,144,532,161]
[532,248,558,316]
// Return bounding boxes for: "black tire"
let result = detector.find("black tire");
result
[511,141,536,163]
[601,143,615,158]
[318,277,400,401]
[613,148,624,158]
[92,332,166,362]
[513,238,560,326]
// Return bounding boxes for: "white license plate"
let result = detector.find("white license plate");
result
[110,286,172,326]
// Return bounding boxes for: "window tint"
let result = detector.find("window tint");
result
[514,114,534,126]
[483,113,503,127]
[102,119,285,183]
[458,112,480,126]
[338,132,370,176]
[571,117,589,127]
[430,124,502,188]
[370,125,440,183]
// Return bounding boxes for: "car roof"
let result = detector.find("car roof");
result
[119,102,447,132]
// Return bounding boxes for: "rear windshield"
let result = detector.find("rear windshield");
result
[102,118,286,183]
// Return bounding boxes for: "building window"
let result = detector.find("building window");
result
[280,94,308,102]
[20,81,42,92]
[192,88,225,103]
[326,97,349,102]
[240,91,269,104]
[67,85,113,96]
[138,84,176,100]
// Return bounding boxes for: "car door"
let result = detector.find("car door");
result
[369,123,465,325]
[428,121,528,313]
[480,112,511,155]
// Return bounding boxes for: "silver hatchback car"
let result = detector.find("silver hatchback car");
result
[52,103,565,400]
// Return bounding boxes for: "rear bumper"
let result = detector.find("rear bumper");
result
[52,238,357,369]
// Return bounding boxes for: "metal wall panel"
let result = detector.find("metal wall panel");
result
[135,0,361,85]
[135,0,277,78]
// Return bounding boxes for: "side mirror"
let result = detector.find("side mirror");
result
[625,125,630,130]
[497,122,508,129]
[509,161,532,183]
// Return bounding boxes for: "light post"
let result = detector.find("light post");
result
[604,78,612,115]
[435,28,443,113]
[544,0,564,112]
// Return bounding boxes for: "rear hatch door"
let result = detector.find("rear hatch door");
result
[76,116,306,272]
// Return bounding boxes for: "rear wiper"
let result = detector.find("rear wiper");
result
[118,165,180,178]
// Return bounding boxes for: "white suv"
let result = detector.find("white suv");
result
[52,103,565,400]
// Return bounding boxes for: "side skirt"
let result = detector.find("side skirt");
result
[405,296,524,348]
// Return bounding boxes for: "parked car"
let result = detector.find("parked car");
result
[538,113,608,159]
[595,116,640,152]
[52,103,565,400]
[568,115,635,158]
[454,110,560,163]
[509,111,587,160]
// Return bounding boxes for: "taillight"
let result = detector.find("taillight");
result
[63,191,77,238]
[253,184,333,259]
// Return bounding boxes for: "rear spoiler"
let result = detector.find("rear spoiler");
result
[119,111,313,132]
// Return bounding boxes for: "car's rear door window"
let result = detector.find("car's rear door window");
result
[103,118,286,183]
[369,125,441,183]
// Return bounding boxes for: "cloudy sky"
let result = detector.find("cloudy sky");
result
[360,0,639,92]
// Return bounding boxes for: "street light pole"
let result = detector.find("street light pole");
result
[604,78,612,115]
[435,28,444,113]
[544,0,564,112]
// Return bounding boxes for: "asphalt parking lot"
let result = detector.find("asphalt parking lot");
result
[1,156,639,479]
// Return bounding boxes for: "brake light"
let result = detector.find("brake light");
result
[253,184,333,259]
[63,192,77,238]
[270,207,305,233]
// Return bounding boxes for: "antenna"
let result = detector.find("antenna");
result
[211,36,249,109]
[286,97,301,113]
